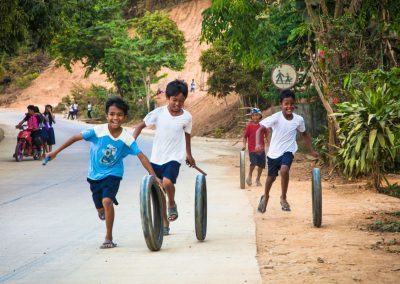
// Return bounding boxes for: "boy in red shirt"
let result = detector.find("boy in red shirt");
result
[242,108,270,186]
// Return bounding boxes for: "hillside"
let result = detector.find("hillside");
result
[5,0,240,136]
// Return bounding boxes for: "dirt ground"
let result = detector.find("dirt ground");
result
[208,150,400,283]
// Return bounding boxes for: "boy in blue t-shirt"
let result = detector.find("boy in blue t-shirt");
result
[47,97,160,249]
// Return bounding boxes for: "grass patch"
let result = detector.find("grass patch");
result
[368,220,400,232]
[379,183,400,198]
[370,238,400,254]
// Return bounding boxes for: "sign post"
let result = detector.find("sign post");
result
[271,64,297,90]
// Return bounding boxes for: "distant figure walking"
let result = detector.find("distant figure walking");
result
[73,101,79,119]
[190,79,196,93]
[44,104,56,152]
[68,104,74,120]
[87,101,93,119]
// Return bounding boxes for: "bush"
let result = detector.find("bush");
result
[334,84,400,189]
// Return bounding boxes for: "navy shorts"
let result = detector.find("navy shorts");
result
[87,175,122,209]
[267,152,294,177]
[249,152,266,168]
[151,161,181,184]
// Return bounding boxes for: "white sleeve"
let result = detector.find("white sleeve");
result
[297,116,306,132]
[260,113,277,128]
[143,108,161,126]
[183,113,192,134]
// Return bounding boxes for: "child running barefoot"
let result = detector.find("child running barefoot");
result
[46,97,161,249]
[242,107,270,187]
[133,79,195,236]
[256,90,318,213]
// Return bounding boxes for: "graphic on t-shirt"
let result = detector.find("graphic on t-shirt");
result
[101,144,117,165]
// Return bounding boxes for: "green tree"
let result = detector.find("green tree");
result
[199,40,263,106]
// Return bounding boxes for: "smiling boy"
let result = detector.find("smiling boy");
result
[133,79,195,235]
[256,90,318,213]
[47,97,160,249]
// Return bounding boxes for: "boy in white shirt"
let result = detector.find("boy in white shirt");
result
[133,80,196,235]
[256,90,318,213]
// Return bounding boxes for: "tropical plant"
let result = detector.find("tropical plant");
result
[334,84,400,190]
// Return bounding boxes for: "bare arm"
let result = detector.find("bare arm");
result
[301,131,319,158]
[255,125,267,151]
[185,132,196,167]
[47,134,83,160]
[137,152,162,186]
[242,136,247,151]
[132,121,146,140]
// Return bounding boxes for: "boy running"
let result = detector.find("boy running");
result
[46,97,161,249]
[133,79,195,235]
[242,107,270,186]
[256,90,318,213]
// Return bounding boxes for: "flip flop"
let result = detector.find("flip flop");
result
[100,241,117,249]
[98,211,105,220]
[167,205,178,221]
[280,199,291,211]
[163,227,170,236]
[257,195,267,213]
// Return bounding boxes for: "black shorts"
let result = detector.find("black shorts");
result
[151,161,181,184]
[267,152,294,177]
[87,175,122,209]
[249,152,266,168]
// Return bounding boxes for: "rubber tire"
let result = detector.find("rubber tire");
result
[139,175,164,251]
[14,142,24,162]
[240,150,245,189]
[312,167,322,227]
[195,174,207,241]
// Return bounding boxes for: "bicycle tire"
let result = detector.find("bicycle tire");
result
[195,174,207,241]
[240,150,245,189]
[312,167,322,227]
[139,175,164,251]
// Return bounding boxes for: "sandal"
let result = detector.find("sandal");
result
[246,177,252,186]
[257,195,267,213]
[163,227,170,236]
[100,241,117,249]
[168,205,178,221]
[280,199,291,211]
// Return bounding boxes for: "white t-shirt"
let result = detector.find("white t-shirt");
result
[260,111,306,159]
[144,106,192,165]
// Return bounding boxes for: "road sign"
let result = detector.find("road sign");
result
[271,64,297,90]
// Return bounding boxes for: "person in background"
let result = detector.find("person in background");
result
[87,101,93,119]
[44,104,56,152]
[190,79,196,93]
[242,108,270,187]
[68,103,74,120]
[73,101,79,119]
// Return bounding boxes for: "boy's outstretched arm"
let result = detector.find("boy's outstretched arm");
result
[242,134,247,151]
[132,122,146,140]
[47,134,83,160]
[185,133,196,167]
[301,131,319,158]
[137,152,162,186]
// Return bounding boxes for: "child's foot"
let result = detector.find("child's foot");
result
[167,205,178,221]
[163,227,170,236]
[246,177,252,186]
[255,179,262,186]
[257,195,268,213]
[280,198,291,211]
[100,241,117,249]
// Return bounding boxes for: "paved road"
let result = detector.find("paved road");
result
[0,110,261,283]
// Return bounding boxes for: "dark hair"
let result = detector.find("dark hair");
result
[279,89,295,103]
[105,96,129,115]
[166,79,188,98]
[27,105,35,111]
[33,106,40,113]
